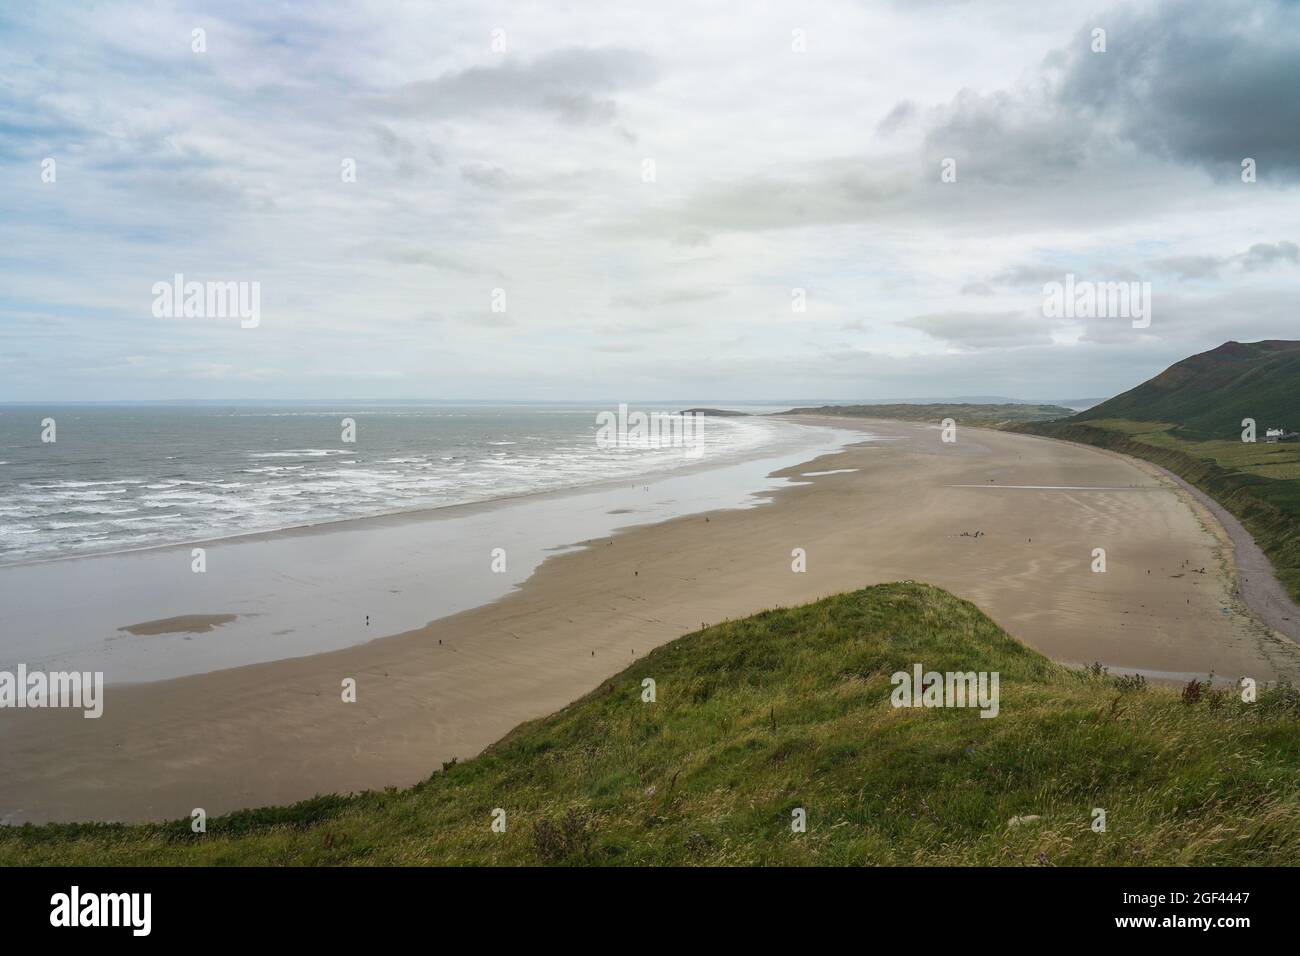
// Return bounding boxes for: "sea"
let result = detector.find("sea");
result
[0,402,805,566]
[0,402,864,682]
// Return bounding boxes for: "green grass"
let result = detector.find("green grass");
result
[3,583,1297,866]
[1074,340,1300,441]
[1014,418,1300,602]
[1084,418,1300,479]
[781,403,1074,427]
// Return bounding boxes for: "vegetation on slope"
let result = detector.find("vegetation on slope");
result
[2,583,1297,866]
[1073,340,1300,441]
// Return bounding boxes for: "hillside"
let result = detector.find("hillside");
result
[1074,340,1300,441]
[781,403,1073,427]
[1016,341,1300,601]
[3,583,1296,866]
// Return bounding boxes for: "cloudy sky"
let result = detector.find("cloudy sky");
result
[2,0,1298,402]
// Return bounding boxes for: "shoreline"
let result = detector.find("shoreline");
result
[0,415,838,573]
[2,416,1297,824]
[0,418,861,684]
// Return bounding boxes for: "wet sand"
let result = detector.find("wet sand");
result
[1,417,1296,824]
[120,614,239,637]
[0,419,855,684]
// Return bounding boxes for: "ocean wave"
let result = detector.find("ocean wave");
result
[0,411,796,563]
[247,449,356,459]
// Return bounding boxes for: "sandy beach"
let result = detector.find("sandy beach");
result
[2,416,1297,824]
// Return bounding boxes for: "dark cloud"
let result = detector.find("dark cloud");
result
[615,1,1300,243]
[672,228,711,247]
[1056,1,1300,178]
[923,88,1089,185]
[1241,240,1299,270]
[373,124,445,173]
[622,162,910,235]
[372,244,496,277]
[990,264,1069,288]
[898,310,1054,349]
[1146,241,1297,278]
[460,162,511,189]
[373,47,657,125]
[876,100,917,136]
[1147,255,1222,279]
[916,0,1300,189]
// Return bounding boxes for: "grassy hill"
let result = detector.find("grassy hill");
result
[1015,341,1300,601]
[1073,340,1300,441]
[781,403,1074,428]
[3,583,1297,866]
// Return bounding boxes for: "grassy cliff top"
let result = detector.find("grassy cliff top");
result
[3,583,1297,866]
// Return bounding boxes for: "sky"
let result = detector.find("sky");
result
[1,0,1298,402]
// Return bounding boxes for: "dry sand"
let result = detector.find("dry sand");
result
[2,417,1296,824]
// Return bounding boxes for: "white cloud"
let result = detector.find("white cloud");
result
[0,0,1297,401]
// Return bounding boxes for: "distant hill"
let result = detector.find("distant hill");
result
[677,407,750,417]
[780,402,1074,427]
[1049,398,1108,411]
[1074,340,1300,440]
